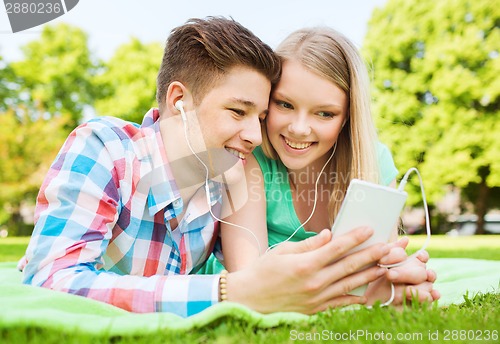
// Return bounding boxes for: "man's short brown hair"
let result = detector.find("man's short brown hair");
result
[156,17,281,110]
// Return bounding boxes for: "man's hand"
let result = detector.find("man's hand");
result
[226,227,390,314]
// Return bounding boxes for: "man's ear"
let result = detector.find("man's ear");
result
[164,81,193,117]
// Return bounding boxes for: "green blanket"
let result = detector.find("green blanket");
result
[0,259,498,335]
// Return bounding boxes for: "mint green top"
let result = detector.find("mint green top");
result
[197,142,398,274]
[253,143,399,246]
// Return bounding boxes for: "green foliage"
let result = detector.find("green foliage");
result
[0,110,67,235]
[10,23,100,129]
[0,23,102,234]
[93,38,162,123]
[363,0,500,214]
[0,26,163,235]
[0,57,17,113]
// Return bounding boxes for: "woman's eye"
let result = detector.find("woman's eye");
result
[317,111,335,118]
[276,100,293,110]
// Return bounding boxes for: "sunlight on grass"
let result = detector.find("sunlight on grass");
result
[0,237,30,263]
[2,235,500,262]
[406,235,500,260]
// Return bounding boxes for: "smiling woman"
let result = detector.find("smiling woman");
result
[209,26,443,310]
[266,58,348,173]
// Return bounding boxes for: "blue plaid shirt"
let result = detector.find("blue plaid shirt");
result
[19,109,224,317]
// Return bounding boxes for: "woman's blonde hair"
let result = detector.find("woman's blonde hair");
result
[261,27,380,225]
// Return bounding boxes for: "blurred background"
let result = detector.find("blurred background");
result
[0,0,498,237]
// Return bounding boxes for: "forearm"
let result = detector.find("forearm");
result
[26,259,220,316]
[220,155,268,272]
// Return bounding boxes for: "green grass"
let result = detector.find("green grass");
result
[1,294,499,343]
[4,235,500,262]
[1,236,499,343]
[406,234,500,260]
[0,237,30,263]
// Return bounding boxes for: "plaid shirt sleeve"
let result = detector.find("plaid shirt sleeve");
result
[21,119,221,317]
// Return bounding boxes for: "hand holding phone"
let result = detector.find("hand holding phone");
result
[331,179,407,295]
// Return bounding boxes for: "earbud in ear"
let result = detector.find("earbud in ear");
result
[175,100,184,111]
[175,100,187,122]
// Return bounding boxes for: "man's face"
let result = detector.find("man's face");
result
[188,66,271,184]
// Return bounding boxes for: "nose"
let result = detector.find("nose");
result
[288,112,311,136]
[240,115,262,147]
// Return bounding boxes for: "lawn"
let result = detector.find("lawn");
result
[4,235,500,262]
[0,237,30,263]
[407,234,500,260]
[1,235,499,343]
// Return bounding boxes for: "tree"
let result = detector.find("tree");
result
[0,109,67,236]
[93,38,162,123]
[10,23,100,129]
[363,0,500,233]
[1,24,98,234]
[0,53,22,114]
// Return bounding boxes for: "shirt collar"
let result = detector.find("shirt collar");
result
[138,108,222,217]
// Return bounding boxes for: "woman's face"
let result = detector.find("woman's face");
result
[266,59,348,172]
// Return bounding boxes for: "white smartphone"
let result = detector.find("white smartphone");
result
[331,179,408,296]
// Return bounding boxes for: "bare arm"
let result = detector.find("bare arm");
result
[220,154,268,272]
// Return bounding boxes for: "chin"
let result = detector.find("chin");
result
[280,157,309,171]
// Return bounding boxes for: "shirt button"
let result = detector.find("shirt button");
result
[173,200,181,207]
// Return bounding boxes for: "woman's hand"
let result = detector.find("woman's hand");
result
[366,237,440,305]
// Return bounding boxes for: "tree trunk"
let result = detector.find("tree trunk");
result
[474,174,490,235]
[6,209,24,236]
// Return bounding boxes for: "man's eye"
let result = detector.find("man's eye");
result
[229,108,245,116]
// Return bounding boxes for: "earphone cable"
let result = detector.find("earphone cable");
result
[180,106,263,255]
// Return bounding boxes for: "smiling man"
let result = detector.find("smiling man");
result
[18,17,279,317]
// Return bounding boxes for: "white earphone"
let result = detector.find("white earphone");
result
[175,100,187,122]
[175,98,264,254]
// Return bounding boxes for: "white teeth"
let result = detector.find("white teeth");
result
[226,148,245,159]
[284,138,312,150]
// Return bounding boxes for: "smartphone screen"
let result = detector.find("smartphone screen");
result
[331,179,407,295]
